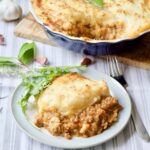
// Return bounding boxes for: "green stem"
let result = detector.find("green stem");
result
[0,57,19,67]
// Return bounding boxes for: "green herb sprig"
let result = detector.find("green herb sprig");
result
[0,57,17,67]
[0,42,36,68]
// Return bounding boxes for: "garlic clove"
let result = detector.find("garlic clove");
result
[80,55,96,66]
[35,56,49,66]
[0,34,5,45]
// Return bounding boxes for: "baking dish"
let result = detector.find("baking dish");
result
[29,1,150,56]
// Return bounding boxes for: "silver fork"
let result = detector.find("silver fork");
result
[107,55,150,141]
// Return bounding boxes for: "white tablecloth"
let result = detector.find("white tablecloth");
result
[0,1,150,150]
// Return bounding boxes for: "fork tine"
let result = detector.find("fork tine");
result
[114,56,122,75]
[107,55,122,77]
[110,56,118,77]
[106,56,111,75]
[110,56,117,76]
[107,55,115,77]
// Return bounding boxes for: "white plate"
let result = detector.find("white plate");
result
[11,69,132,149]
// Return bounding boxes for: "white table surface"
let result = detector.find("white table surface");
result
[0,1,150,150]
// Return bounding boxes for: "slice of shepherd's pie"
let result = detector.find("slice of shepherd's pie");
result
[35,72,122,139]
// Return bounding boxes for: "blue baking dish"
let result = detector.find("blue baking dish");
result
[44,27,149,56]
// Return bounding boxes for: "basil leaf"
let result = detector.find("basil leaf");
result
[90,0,103,6]
[18,42,36,65]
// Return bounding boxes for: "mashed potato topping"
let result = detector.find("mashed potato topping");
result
[31,0,150,40]
[37,73,110,115]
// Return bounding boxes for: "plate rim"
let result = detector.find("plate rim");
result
[10,70,132,149]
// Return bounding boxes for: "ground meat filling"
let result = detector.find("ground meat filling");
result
[35,96,122,139]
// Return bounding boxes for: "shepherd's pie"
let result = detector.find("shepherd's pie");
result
[35,73,122,139]
[31,0,150,40]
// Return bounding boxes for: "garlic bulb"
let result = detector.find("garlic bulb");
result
[0,0,22,21]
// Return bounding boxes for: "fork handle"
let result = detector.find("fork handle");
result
[129,94,150,141]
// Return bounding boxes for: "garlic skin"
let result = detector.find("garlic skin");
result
[0,0,9,16]
[0,0,22,21]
